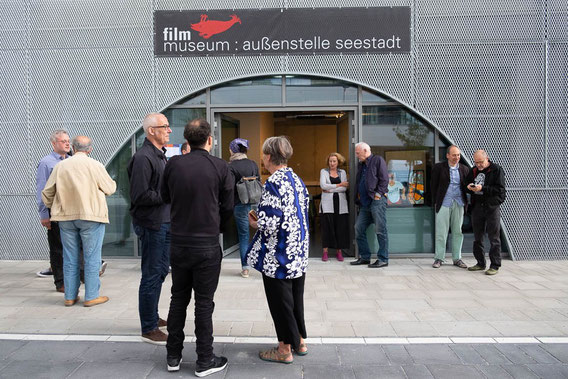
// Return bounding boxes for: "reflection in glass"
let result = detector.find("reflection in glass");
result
[286,76,357,104]
[177,91,206,106]
[363,105,435,254]
[211,76,282,104]
[103,141,134,256]
[163,108,207,146]
[362,89,390,103]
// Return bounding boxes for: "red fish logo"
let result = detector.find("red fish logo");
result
[190,14,241,39]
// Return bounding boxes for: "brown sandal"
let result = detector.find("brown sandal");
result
[294,343,308,356]
[259,347,293,364]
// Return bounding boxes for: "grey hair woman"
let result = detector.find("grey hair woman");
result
[246,136,310,363]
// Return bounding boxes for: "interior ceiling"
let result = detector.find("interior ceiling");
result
[273,111,345,120]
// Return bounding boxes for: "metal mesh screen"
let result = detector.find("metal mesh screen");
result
[2,50,28,123]
[549,0,568,41]
[503,190,568,260]
[0,196,48,260]
[0,0,28,50]
[500,190,546,260]
[28,0,152,49]
[156,56,283,110]
[415,43,546,188]
[548,43,567,188]
[416,1,545,42]
[156,0,281,9]
[0,123,31,195]
[29,48,153,123]
[287,54,413,105]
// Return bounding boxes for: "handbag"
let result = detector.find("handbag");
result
[236,176,262,204]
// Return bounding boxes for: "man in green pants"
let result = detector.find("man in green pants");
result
[431,145,469,269]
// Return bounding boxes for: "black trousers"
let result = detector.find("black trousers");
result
[472,205,502,269]
[262,274,307,350]
[47,221,64,289]
[166,243,222,364]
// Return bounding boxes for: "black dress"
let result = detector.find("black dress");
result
[320,175,350,249]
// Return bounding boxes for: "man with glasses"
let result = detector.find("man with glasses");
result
[36,130,71,292]
[466,149,506,275]
[128,113,172,344]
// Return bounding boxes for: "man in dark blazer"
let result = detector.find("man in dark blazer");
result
[431,145,469,269]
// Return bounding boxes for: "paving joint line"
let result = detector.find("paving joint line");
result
[1,334,567,344]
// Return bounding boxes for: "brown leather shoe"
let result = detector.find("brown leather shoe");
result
[158,318,167,330]
[64,297,79,307]
[56,286,65,293]
[84,296,109,307]
[141,328,167,346]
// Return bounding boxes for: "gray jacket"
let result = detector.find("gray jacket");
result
[319,168,349,214]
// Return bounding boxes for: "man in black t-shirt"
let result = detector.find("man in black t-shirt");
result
[465,150,506,275]
[161,119,233,377]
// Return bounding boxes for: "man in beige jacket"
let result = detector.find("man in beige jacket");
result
[42,136,116,307]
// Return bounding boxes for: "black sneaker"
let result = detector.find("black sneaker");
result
[167,356,182,372]
[36,268,53,277]
[195,355,228,377]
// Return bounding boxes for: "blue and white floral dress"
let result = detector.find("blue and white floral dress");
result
[246,167,310,279]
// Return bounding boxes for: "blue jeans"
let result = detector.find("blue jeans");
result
[355,197,389,262]
[135,223,170,334]
[59,220,105,302]
[233,203,251,270]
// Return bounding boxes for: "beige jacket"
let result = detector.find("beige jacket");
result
[42,152,116,223]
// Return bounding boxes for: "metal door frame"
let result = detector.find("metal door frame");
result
[211,106,359,255]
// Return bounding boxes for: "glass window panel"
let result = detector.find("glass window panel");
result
[211,76,282,104]
[163,108,206,146]
[286,76,357,104]
[176,91,206,106]
[362,89,390,103]
[103,140,134,256]
[362,106,435,254]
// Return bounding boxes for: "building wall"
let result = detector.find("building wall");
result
[1,0,566,260]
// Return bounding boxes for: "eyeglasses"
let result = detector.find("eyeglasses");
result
[151,125,170,129]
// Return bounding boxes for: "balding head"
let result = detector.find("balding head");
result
[72,136,93,154]
[446,145,461,166]
[473,149,490,170]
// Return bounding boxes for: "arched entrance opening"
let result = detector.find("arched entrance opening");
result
[103,74,494,259]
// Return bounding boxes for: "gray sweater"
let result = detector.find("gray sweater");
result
[319,168,349,214]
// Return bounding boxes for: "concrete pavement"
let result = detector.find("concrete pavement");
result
[1,258,568,338]
[1,340,568,378]
[2,258,568,378]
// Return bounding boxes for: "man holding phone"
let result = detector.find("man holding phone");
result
[465,150,506,275]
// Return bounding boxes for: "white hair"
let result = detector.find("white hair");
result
[142,113,165,134]
[49,129,69,143]
[355,142,370,152]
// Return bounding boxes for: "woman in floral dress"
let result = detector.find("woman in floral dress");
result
[247,136,310,364]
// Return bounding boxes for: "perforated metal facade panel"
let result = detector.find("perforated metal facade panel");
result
[1,0,566,260]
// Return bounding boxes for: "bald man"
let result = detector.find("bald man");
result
[42,136,116,307]
[465,150,506,275]
[431,145,469,269]
[128,113,172,345]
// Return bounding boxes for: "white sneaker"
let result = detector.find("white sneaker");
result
[240,269,249,278]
